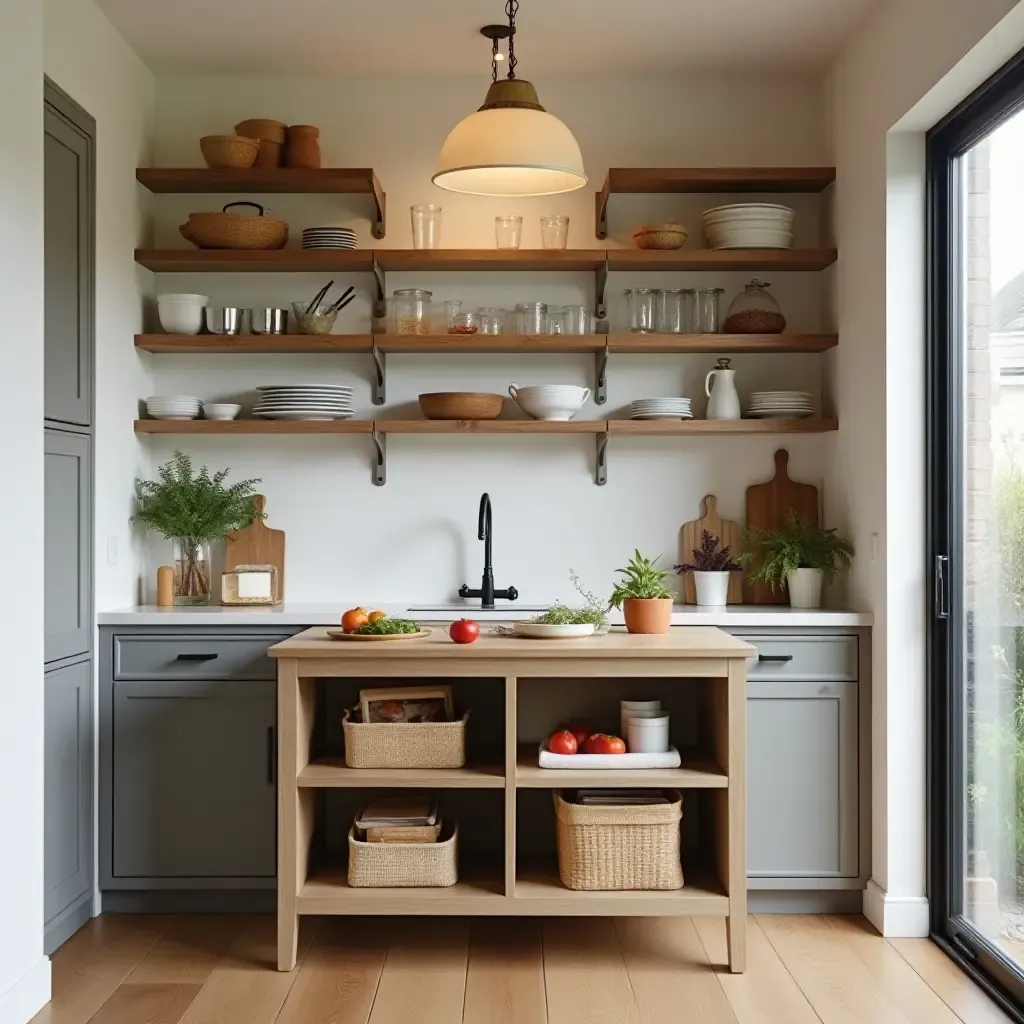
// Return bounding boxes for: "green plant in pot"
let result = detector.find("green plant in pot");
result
[133,451,263,605]
[741,512,854,609]
[609,550,675,634]
[532,571,610,631]
[674,530,743,607]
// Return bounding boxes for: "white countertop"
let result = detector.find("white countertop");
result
[97,602,873,628]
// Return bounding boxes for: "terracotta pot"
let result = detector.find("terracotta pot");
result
[622,597,673,634]
[285,124,321,169]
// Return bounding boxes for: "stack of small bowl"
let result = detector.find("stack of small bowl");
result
[145,395,201,421]
[702,203,795,249]
[157,293,209,335]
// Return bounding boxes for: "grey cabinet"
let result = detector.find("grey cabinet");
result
[44,101,93,426]
[44,429,91,663]
[111,679,276,882]
[44,660,91,924]
[746,679,858,881]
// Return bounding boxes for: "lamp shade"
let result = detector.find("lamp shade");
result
[433,81,587,197]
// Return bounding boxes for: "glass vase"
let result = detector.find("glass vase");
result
[172,537,212,605]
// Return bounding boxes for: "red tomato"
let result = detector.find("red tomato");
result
[567,723,591,749]
[448,619,480,644]
[547,729,578,755]
[584,733,626,755]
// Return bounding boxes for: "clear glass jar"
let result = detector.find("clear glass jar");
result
[477,307,505,335]
[390,288,433,335]
[626,288,659,334]
[694,287,724,334]
[172,537,211,606]
[517,301,549,335]
[448,311,480,335]
[410,204,442,249]
[441,299,462,332]
[540,214,569,249]
[723,278,787,334]
[548,307,568,335]
[495,215,523,249]
[658,288,693,334]
[563,304,591,335]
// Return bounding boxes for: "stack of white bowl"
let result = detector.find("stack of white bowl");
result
[302,227,357,250]
[621,700,670,753]
[630,398,693,420]
[746,391,815,418]
[508,384,590,422]
[145,395,202,421]
[157,293,209,335]
[702,204,795,249]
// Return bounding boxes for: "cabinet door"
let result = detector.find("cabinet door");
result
[112,680,275,879]
[44,103,92,426]
[747,680,858,879]
[45,660,91,922]
[45,429,90,663]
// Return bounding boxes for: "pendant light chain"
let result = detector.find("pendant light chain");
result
[491,35,499,82]
[505,0,518,80]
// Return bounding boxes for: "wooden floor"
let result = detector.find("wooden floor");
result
[30,913,1018,1024]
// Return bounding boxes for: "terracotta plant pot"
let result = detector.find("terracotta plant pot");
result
[622,597,673,634]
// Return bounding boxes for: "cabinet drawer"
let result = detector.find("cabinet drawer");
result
[743,635,857,682]
[113,635,288,681]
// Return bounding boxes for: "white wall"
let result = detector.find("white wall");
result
[827,0,1024,935]
[145,73,834,605]
[0,0,49,1020]
[44,0,156,614]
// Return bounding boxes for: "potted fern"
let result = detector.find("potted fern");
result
[674,530,742,607]
[742,512,854,609]
[609,550,675,634]
[133,451,262,605]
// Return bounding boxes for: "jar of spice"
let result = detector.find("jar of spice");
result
[449,311,480,335]
[390,288,433,335]
[723,279,787,334]
[285,125,321,169]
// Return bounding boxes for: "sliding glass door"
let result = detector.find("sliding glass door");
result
[930,50,1024,1014]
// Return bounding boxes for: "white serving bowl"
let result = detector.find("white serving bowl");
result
[203,403,242,421]
[145,395,201,421]
[157,294,209,335]
[508,383,590,422]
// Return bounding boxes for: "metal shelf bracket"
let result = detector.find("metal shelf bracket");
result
[595,428,609,486]
[370,178,387,240]
[594,337,610,406]
[371,426,386,486]
[371,337,386,405]
[594,254,610,322]
[372,256,386,320]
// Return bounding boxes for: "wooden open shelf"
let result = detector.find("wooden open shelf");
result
[373,419,607,435]
[134,247,837,273]
[135,332,838,355]
[133,419,373,434]
[299,758,505,789]
[610,418,838,436]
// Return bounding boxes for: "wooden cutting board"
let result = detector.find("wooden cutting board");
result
[679,494,743,604]
[744,449,819,604]
[225,495,285,602]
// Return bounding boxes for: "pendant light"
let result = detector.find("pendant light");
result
[433,1,587,197]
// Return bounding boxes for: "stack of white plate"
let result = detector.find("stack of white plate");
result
[145,395,201,420]
[702,203,795,249]
[630,398,693,420]
[746,391,814,418]
[302,227,357,250]
[253,385,355,421]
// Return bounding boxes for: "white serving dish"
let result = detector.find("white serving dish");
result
[514,621,596,639]
[203,403,241,420]
[508,384,590,422]
[157,295,208,335]
[537,742,681,770]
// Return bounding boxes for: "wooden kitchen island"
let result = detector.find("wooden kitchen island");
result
[270,627,753,973]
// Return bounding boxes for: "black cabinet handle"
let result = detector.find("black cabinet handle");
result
[176,652,219,662]
[267,726,276,785]
[758,654,794,663]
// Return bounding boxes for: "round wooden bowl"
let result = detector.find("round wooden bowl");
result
[234,119,287,144]
[418,392,505,420]
[199,135,258,169]
[631,223,689,250]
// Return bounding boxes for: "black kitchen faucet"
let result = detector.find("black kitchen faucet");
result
[459,492,518,610]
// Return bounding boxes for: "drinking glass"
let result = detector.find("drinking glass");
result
[540,214,569,249]
[495,215,523,249]
[626,288,659,334]
[410,204,442,249]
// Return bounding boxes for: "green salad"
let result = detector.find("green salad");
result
[353,618,421,635]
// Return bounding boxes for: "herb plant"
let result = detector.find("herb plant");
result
[741,512,854,592]
[532,571,609,629]
[132,451,263,541]
[674,530,743,574]
[608,550,674,609]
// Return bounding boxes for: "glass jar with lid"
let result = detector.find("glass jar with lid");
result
[694,287,724,334]
[390,288,433,335]
[477,307,505,335]
[658,288,695,334]
[723,278,787,334]
[517,301,549,335]
[449,311,480,335]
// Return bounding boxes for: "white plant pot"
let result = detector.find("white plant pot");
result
[787,568,823,609]
[693,571,731,607]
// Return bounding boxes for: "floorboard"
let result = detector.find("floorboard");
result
[126,917,241,986]
[86,983,203,1024]
[462,918,547,1024]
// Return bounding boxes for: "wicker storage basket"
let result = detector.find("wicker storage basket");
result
[179,202,288,250]
[348,824,458,887]
[342,709,468,769]
[554,789,684,891]
[199,134,258,169]
[631,223,689,250]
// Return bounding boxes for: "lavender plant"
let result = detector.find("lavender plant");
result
[674,530,743,574]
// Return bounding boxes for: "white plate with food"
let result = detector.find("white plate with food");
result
[325,629,432,642]
[514,622,596,639]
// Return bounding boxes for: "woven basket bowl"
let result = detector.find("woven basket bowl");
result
[234,119,287,144]
[631,223,689,250]
[180,210,288,250]
[199,135,258,169]
[419,392,504,420]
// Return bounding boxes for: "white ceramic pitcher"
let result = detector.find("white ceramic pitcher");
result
[705,357,741,420]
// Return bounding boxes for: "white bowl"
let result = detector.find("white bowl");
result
[157,302,206,335]
[514,622,595,639]
[203,403,242,420]
[508,384,590,422]
[157,293,209,305]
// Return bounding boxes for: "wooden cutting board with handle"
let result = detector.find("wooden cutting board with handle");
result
[225,495,285,602]
[679,494,743,604]
[744,449,819,604]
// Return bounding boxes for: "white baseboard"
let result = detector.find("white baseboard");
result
[0,958,51,1024]
[863,879,930,936]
